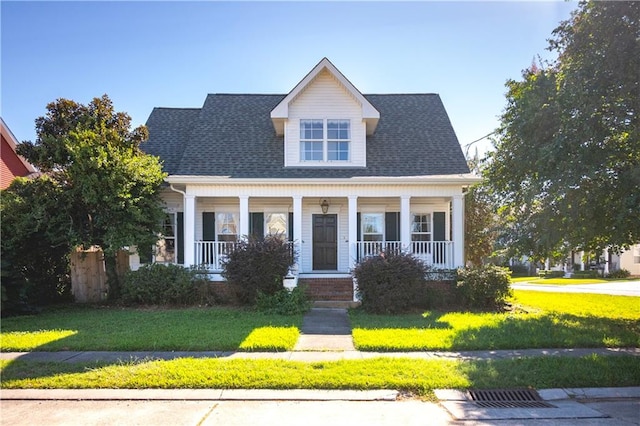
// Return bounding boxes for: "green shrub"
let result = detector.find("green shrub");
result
[456,265,512,310]
[222,235,296,305]
[572,270,600,278]
[538,270,565,278]
[121,264,199,305]
[508,263,530,277]
[354,251,428,314]
[256,285,311,315]
[606,269,630,279]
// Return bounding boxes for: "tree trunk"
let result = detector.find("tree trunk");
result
[104,252,120,301]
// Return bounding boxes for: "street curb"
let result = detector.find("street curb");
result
[3,387,639,402]
[0,388,399,402]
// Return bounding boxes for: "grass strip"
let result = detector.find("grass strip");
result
[351,291,639,351]
[511,277,635,285]
[1,356,637,397]
[0,306,302,352]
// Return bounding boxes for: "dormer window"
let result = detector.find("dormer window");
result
[300,119,350,162]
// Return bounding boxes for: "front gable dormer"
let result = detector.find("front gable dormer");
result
[271,58,380,168]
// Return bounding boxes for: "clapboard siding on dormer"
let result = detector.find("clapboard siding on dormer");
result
[285,69,366,167]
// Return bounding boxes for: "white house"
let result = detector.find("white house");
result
[139,58,480,300]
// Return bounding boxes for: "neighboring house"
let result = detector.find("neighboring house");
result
[618,244,640,276]
[140,58,479,300]
[1,118,37,190]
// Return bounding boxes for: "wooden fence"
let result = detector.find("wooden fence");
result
[70,247,130,303]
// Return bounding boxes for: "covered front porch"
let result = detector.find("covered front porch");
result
[156,179,467,280]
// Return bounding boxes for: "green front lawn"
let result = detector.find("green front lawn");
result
[0,306,302,352]
[351,290,640,351]
[511,276,636,285]
[1,356,637,397]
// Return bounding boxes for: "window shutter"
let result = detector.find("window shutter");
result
[250,212,264,240]
[433,212,446,241]
[177,212,184,265]
[433,212,446,264]
[138,245,153,264]
[288,212,294,241]
[202,212,216,241]
[356,213,361,241]
[385,212,400,241]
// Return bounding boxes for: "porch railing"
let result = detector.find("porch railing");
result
[354,241,454,269]
[194,240,297,271]
[355,241,403,262]
[194,241,238,271]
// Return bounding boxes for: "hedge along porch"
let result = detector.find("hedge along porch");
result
[138,58,479,301]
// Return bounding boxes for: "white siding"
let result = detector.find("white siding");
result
[160,190,184,213]
[285,69,366,167]
[620,244,640,276]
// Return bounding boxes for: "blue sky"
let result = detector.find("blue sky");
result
[1,1,578,157]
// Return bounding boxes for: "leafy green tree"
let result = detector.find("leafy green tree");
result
[464,152,498,266]
[485,1,640,258]
[1,176,72,310]
[15,95,167,299]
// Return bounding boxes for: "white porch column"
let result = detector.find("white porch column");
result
[603,247,609,275]
[452,194,464,268]
[348,195,358,302]
[293,195,303,272]
[239,195,249,238]
[183,194,196,267]
[348,195,358,269]
[400,195,411,252]
[580,251,585,271]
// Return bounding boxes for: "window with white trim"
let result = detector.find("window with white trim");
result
[362,213,384,242]
[217,212,238,242]
[634,245,640,264]
[411,214,432,241]
[266,213,287,238]
[156,213,176,263]
[300,119,350,162]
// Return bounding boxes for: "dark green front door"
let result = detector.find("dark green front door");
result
[313,214,337,270]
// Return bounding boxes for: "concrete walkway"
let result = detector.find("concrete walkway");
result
[293,308,356,351]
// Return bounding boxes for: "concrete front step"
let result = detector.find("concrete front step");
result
[313,301,361,309]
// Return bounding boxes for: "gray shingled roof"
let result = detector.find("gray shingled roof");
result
[143,94,470,178]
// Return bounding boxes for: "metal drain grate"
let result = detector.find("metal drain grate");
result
[466,389,556,409]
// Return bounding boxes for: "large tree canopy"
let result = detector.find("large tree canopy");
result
[13,95,166,299]
[485,1,639,258]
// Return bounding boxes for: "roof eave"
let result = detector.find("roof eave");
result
[165,173,481,186]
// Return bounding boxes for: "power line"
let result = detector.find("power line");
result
[464,131,496,157]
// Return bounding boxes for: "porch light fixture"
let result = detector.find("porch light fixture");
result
[320,198,330,214]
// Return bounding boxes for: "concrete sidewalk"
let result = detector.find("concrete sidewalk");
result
[2,347,639,363]
[1,387,639,425]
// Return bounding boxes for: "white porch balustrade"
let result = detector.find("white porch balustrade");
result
[194,241,237,271]
[194,240,454,271]
[194,241,297,271]
[354,241,454,270]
